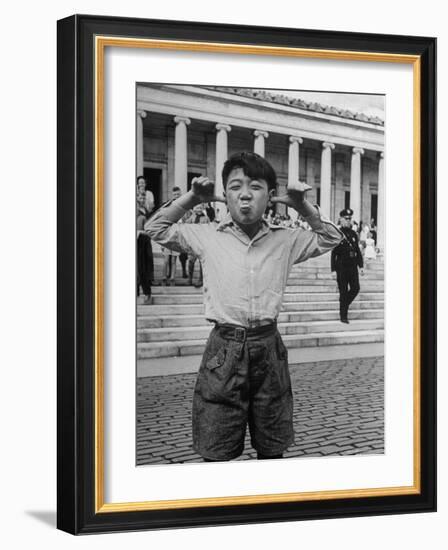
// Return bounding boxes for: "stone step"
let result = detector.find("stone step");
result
[288,271,384,281]
[150,291,384,305]
[153,256,334,269]
[137,308,384,328]
[137,318,384,343]
[148,270,384,286]
[149,281,384,295]
[282,292,382,302]
[139,299,384,316]
[293,268,383,276]
[137,329,384,359]
[281,300,384,312]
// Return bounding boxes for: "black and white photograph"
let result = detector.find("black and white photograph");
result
[135,84,385,465]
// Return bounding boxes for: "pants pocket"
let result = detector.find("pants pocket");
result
[271,335,291,396]
[198,343,237,402]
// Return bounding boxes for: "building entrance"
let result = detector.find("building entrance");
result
[370,193,378,225]
[143,168,163,210]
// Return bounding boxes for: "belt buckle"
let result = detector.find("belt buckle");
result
[234,327,246,341]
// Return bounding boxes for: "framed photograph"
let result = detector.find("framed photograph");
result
[57,14,436,534]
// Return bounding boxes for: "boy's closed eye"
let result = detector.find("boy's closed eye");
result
[228,181,264,192]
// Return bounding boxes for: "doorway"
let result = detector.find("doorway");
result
[143,168,163,210]
[370,193,378,225]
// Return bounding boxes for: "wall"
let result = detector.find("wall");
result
[0,2,444,549]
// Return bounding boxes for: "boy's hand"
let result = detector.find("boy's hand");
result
[191,176,226,204]
[270,180,312,209]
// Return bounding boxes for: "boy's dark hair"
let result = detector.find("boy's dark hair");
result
[222,152,277,191]
[172,186,181,192]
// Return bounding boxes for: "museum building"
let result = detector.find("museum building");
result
[137,84,385,248]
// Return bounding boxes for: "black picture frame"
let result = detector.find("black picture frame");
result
[57,14,436,534]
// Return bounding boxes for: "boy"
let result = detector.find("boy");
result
[145,152,342,461]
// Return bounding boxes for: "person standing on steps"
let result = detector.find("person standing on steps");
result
[136,177,154,304]
[331,208,365,324]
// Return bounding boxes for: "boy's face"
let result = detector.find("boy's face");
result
[224,168,273,228]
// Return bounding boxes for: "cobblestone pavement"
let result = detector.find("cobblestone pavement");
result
[136,356,384,465]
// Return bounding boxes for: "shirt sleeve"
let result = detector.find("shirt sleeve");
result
[145,190,155,214]
[144,202,207,257]
[136,214,146,231]
[290,205,343,265]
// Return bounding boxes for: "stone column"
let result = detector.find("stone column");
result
[174,116,191,193]
[350,147,364,223]
[377,152,385,251]
[287,137,303,220]
[320,142,335,218]
[288,136,303,186]
[136,110,147,178]
[215,123,231,220]
[253,130,269,157]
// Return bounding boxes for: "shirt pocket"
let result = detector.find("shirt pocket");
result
[265,246,288,294]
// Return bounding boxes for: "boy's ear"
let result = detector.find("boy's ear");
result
[268,188,276,199]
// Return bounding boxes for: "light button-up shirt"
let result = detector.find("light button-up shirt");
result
[145,205,343,327]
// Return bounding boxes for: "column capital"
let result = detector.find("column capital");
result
[289,136,303,144]
[253,129,269,139]
[137,109,147,119]
[322,141,335,150]
[174,115,191,126]
[216,123,232,133]
[352,147,365,155]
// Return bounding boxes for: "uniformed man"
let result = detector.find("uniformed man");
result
[331,208,365,323]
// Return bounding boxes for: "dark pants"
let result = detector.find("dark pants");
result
[188,257,202,285]
[137,233,154,297]
[179,252,188,276]
[336,264,360,320]
[192,323,294,461]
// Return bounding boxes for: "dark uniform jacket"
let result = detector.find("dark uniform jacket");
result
[331,226,364,271]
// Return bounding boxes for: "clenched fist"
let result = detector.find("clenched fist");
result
[191,176,225,204]
[270,180,312,209]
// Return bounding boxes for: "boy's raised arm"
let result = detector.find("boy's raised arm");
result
[271,180,343,263]
[271,180,320,221]
[144,177,225,253]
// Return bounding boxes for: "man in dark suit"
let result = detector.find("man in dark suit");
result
[331,208,365,323]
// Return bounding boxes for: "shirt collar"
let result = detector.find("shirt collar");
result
[216,212,286,232]
[216,212,235,231]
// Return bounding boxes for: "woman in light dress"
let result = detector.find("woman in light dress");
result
[358,221,370,252]
[364,230,377,260]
